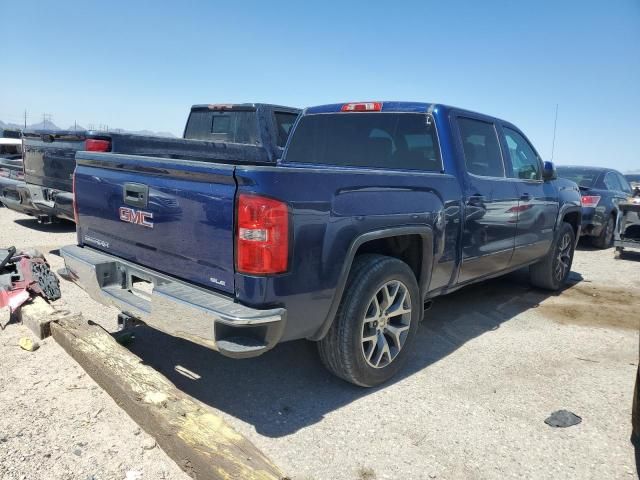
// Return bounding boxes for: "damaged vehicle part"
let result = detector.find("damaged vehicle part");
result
[0,247,61,314]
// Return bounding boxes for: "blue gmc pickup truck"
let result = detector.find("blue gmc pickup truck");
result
[61,101,582,387]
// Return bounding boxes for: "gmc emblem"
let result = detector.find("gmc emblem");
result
[119,207,154,228]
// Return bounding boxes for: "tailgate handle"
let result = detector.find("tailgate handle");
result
[123,183,148,208]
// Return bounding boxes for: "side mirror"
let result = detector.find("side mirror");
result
[542,161,557,181]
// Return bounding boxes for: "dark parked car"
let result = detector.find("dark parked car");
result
[62,101,582,387]
[557,166,633,248]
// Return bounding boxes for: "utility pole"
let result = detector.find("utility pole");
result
[550,104,559,162]
[24,110,27,129]
[42,113,52,129]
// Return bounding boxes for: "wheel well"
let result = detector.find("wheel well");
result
[354,234,423,284]
[562,211,581,238]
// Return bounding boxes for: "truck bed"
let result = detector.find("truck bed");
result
[22,130,272,192]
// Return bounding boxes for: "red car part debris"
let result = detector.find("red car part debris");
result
[0,247,61,313]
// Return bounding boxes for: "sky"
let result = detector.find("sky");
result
[1,0,639,171]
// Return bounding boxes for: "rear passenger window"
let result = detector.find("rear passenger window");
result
[457,118,504,177]
[274,112,299,148]
[604,172,622,191]
[617,173,632,193]
[503,127,542,180]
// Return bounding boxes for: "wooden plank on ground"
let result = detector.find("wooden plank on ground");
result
[20,296,80,339]
[48,313,285,480]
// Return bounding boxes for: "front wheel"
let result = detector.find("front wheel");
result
[529,222,576,291]
[317,254,421,387]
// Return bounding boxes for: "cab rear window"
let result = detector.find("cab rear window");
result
[284,113,441,172]
[184,110,259,144]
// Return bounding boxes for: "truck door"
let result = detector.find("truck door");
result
[500,125,558,265]
[454,115,519,283]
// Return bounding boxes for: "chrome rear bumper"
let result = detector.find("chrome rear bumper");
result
[60,245,286,358]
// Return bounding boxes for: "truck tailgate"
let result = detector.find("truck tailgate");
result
[74,152,237,294]
[23,131,86,190]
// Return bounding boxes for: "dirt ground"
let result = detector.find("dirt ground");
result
[0,206,638,480]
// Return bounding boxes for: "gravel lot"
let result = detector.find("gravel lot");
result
[0,206,638,480]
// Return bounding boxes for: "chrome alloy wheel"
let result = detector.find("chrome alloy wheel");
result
[554,232,572,282]
[361,280,412,369]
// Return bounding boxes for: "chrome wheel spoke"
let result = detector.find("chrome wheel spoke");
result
[364,296,382,324]
[385,323,410,350]
[364,333,378,362]
[362,333,378,344]
[381,281,399,311]
[371,333,391,368]
[387,288,410,317]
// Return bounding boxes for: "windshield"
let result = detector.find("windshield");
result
[285,113,441,172]
[556,167,600,188]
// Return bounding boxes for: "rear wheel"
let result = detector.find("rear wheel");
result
[592,214,615,249]
[530,222,576,291]
[317,254,420,387]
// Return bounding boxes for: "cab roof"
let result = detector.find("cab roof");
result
[306,101,440,114]
[304,101,524,132]
[190,103,300,113]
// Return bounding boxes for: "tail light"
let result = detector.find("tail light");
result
[341,102,382,112]
[236,194,289,275]
[85,139,111,152]
[72,170,79,224]
[581,195,601,208]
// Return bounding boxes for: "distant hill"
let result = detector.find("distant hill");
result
[0,119,176,137]
[0,119,66,131]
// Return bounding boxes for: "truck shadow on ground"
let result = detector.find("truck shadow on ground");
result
[575,239,601,251]
[13,218,76,233]
[125,268,581,438]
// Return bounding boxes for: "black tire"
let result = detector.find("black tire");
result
[592,214,615,249]
[317,254,421,387]
[529,222,576,291]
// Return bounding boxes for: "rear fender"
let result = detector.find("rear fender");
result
[310,225,433,341]
[555,204,582,250]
